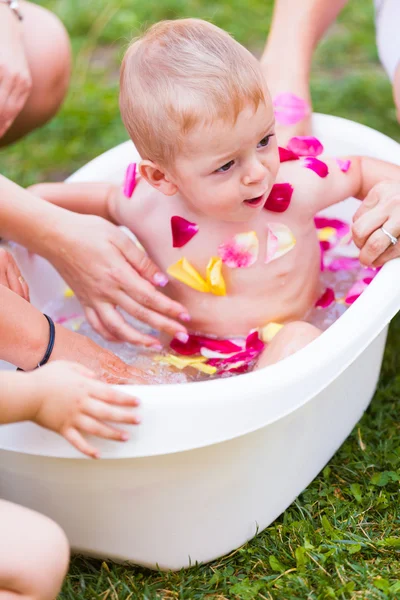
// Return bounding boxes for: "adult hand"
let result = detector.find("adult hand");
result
[46,212,189,346]
[352,181,400,266]
[0,247,29,301]
[0,6,32,138]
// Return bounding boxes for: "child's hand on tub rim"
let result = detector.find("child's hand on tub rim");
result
[0,248,29,301]
[28,361,141,458]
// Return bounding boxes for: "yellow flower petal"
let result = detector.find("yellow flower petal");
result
[206,257,226,296]
[167,258,210,293]
[192,362,217,375]
[64,287,74,298]
[154,354,207,369]
[317,227,336,242]
[259,322,283,343]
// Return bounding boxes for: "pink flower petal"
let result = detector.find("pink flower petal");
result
[345,279,371,305]
[264,183,293,213]
[336,158,351,173]
[279,147,299,162]
[195,336,242,354]
[314,217,350,237]
[273,93,310,125]
[303,157,329,177]
[218,231,259,268]
[245,330,265,353]
[265,223,296,263]
[287,136,324,157]
[170,336,202,356]
[171,216,199,248]
[123,163,137,198]
[327,257,360,272]
[315,287,335,308]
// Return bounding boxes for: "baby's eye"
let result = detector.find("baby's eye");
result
[257,134,274,149]
[216,160,234,173]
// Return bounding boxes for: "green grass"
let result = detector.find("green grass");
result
[2,0,400,597]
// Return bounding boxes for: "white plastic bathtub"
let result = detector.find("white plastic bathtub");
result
[0,114,399,571]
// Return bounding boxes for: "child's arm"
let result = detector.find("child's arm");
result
[28,182,120,224]
[0,361,141,458]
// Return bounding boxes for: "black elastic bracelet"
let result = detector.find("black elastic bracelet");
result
[17,314,56,371]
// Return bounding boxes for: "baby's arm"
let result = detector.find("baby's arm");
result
[28,182,120,224]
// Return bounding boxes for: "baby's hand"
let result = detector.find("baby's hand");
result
[352,181,400,266]
[0,248,29,301]
[30,361,141,458]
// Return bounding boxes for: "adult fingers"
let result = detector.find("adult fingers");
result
[85,306,120,342]
[352,206,387,249]
[0,84,27,135]
[117,291,188,338]
[96,302,162,347]
[76,414,129,442]
[63,427,100,459]
[373,239,400,267]
[115,234,169,288]
[84,397,140,425]
[6,262,25,298]
[358,218,400,266]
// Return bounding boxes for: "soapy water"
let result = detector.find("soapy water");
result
[43,241,374,384]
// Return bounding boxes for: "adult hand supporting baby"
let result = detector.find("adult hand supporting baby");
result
[352,181,400,266]
[0,174,188,346]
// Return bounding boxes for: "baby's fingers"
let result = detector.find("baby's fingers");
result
[63,427,100,459]
[84,397,141,425]
[90,382,140,407]
[76,415,130,442]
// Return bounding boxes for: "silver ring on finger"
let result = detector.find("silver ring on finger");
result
[381,226,398,246]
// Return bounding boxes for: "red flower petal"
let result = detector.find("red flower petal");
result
[123,163,137,198]
[287,136,324,157]
[314,217,349,237]
[303,157,329,178]
[171,216,199,248]
[264,183,293,213]
[279,147,299,162]
[194,336,242,354]
[273,93,310,126]
[336,158,351,173]
[245,330,265,353]
[170,336,202,356]
[315,287,335,308]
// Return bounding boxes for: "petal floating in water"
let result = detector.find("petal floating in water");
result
[314,216,350,237]
[259,322,283,343]
[167,258,210,292]
[345,278,373,305]
[171,216,199,248]
[264,183,293,213]
[279,146,299,162]
[218,231,259,268]
[154,353,216,374]
[303,157,329,178]
[273,93,310,126]
[315,287,335,308]
[287,136,324,157]
[265,223,296,263]
[64,287,74,298]
[327,257,360,272]
[123,163,137,198]
[206,257,227,296]
[245,330,265,353]
[336,158,351,173]
[317,227,336,242]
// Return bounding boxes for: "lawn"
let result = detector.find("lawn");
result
[1,0,400,598]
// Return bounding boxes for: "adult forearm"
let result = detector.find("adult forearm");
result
[0,174,68,257]
[262,0,349,77]
[0,285,49,370]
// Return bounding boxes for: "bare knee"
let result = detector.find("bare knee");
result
[0,501,70,600]
[256,321,321,369]
[1,2,71,145]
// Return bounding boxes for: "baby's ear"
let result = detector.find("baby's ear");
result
[139,160,177,196]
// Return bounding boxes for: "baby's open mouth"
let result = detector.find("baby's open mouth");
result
[244,194,264,207]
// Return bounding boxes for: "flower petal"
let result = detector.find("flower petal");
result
[123,163,137,198]
[167,258,210,292]
[259,322,283,343]
[206,257,226,296]
[315,287,335,308]
[303,157,329,177]
[155,353,217,374]
[279,146,299,162]
[314,217,350,237]
[264,183,293,213]
[345,279,370,305]
[170,336,202,356]
[273,93,310,125]
[317,227,336,242]
[218,231,259,268]
[194,336,242,354]
[287,136,324,157]
[245,330,265,353]
[265,223,296,263]
[336,158,351,173]
[64,287,74,298]
[171,216,199,248]
[327,257,360,272]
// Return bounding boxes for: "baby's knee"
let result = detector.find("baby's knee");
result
[280,321,321,344]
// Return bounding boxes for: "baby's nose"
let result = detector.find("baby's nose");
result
[242,161,267,186]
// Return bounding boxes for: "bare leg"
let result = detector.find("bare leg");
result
[0,500,69,600]
[256,321,321,370]
[0,1,71,147]
[261,0,349,144]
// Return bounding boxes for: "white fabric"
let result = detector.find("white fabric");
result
[375,0,400,81]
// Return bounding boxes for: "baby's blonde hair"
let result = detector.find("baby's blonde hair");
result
[120,18,267,168]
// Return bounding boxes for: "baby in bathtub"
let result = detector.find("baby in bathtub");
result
[30,18,400,376]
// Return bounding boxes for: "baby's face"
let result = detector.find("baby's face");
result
[172,100,279,222]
